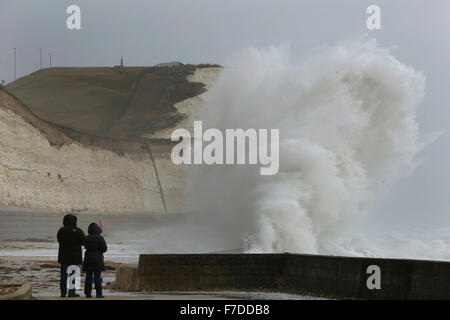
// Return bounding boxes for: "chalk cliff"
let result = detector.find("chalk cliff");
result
[0,67,220,214]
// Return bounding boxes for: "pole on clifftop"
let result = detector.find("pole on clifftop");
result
[13,48,16,80]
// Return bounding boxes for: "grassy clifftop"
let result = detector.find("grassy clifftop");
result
[6,65,211,139]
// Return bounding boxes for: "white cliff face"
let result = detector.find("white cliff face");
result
[0,67,220,214]
[142,67,222,214]
[0,104,165,214]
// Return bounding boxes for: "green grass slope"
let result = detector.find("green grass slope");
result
[6,65,209,139]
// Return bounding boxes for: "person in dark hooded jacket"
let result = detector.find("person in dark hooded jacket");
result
[57,214,86,297]
[83,222,107,298]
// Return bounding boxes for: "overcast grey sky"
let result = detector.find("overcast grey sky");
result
[1,0,450,227]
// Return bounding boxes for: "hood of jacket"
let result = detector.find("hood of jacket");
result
[88,223,102,235]
[63,214,77,227]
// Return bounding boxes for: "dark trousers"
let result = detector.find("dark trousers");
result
[84,270,102,297]
[60,264,76,296]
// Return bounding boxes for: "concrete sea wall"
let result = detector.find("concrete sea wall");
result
[123,253,450,299]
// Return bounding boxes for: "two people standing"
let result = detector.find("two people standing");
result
[57,214,108,298]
